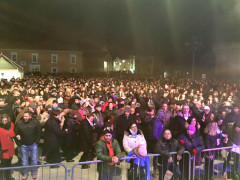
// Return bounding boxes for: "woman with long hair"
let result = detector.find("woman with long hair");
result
[0,113,15,180]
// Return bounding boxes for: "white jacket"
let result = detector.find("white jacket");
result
[123,129,147,153]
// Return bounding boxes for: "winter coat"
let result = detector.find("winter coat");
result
[96,138,122,173]
[44,117,66,150]
[123,129,146,154]
[178,133,205,155]
[154,138,185,164]
[80,119,95,151]
[15,117,41,146]
[115,114,137,147]
[62,114,76,148]
[232,122,240,145]
[0,122,15,159]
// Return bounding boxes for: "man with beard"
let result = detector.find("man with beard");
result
[15,111,41,180]
[96,127,121,180]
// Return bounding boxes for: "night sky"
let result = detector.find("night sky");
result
[1,0,240,67]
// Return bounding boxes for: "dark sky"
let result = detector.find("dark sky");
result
[1,0,240,65]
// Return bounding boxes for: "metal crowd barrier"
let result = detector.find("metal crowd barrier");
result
[0,163,68,180]
[192,145,240,180]
[1,146,239,180]
[71,151,191,180]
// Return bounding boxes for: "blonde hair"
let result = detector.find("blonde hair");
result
[204,122,218,136]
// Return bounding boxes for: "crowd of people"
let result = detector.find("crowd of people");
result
[0,72,240,180]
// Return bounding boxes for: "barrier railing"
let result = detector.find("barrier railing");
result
[0,146,239,180]
[192,145,240,180]
[71,151,192,180]
[0,163,68,180]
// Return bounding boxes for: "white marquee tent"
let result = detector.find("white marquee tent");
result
[0,53,24,81]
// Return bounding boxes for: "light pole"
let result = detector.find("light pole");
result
[185,37,202,79]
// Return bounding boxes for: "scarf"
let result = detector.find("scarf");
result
[100,136,114,165]
[130,129,137,137]
[0,122,11,130]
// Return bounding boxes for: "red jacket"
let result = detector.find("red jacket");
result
[0,123,15,159]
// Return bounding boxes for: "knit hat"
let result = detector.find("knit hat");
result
[187,125,196,133]
[103,127,114,136]
[132,143,147,158]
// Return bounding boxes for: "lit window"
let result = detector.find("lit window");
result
[32,53,38,63]
[70,54,76,64]
[11,52,17,62]
[51,54,58,64]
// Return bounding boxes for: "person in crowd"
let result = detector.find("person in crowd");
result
[96,127,122,180]
[170,111,187,139]
[178,125,205,180]
[44,110,68,164]
[154,129,185,180]
[142,106,157,153]
[204,122,218,180]
[190,101,203,122]
[182,105,191,121]
[123,122,149,180]
[157,103,172,128]
[187,116,201,136]
[14,111,41,180]
[62,109,77,162]
[78,112,96,168]
[116,107,137,150]
[93,103,104,139]
[0,114,15,180]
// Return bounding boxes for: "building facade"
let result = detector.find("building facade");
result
[213,42,240,76]
[0,49,84,73]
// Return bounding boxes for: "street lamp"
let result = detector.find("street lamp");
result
[185,37,202,79]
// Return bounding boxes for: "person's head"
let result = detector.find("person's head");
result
[87,112,94,122]
[0,113,10,125]
[108,102,113,109]
[40,109,49,119]
[188,116,197,126]
[95,103,102,112]
[217,118,224,126]
[51,109,62,120]
[124,106,131,117]
[147,106,155,115]
[233,106,239,114]
[183,105,190,114]
[23,111,32,123]
[187,124,196,136]
[129,123,138,133]
[195,101,201,109]
[14,97,21,105]
[209,113,215,121]
[206,122,218,136]
[103,127,113,142]
[162,103,168,111]
[52,100,58,109]
[163,129,172,140]
[204,106,210,114]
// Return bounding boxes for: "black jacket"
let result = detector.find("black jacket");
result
[115,114,137,147]
[80,119,95,151]
[155,138,185,163]
[44,117,66,149]
[15,118,41,146]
